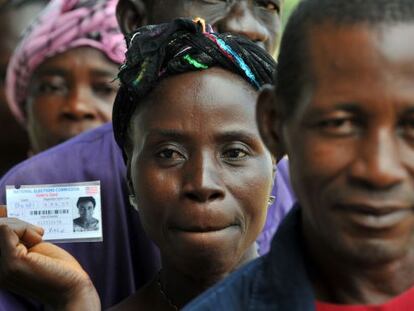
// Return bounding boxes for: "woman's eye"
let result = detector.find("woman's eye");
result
[156,148,186,162]
[93,82,118,98]
[36,80,67,95]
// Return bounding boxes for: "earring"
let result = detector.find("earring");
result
[129,194,139,212]
[268,195,276,207]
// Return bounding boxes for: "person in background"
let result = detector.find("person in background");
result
[0,0,295,309]
[185,0,414,310]
[0,0,47,175]
[5,0,125,154]
[0,1,160,310]
[0,18,278,311]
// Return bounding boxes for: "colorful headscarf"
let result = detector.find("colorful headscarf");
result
[112,18,276,152]
[6,0,125,125]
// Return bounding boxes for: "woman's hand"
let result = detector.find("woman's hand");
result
[0,216,100,311]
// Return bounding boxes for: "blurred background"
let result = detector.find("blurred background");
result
[283,0,300,28]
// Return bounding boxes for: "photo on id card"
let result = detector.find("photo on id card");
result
[6,181,103,243]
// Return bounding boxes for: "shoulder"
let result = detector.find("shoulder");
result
[0,124,123,203]
[183,257,265,311]
[108,279,162,311]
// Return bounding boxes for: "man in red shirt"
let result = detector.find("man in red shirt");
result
[186,0,414,310]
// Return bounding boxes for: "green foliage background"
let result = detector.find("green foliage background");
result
[282,0,300,29]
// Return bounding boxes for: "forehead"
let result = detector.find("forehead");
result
[78,201,94,207]
[132,68,258,136]
[302,23,414,111]
[32,47,118,77]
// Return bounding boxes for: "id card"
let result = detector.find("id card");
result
[6,181,103,243]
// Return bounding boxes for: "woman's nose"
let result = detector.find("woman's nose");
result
[61,87,97,121]
[182,154,225,203]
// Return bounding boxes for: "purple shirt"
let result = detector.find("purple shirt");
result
[0,123,295,309]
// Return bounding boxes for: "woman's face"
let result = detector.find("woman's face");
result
[127,68,273,277]
[26,46,119,153]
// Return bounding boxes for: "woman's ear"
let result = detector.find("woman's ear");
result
[116,0,148,35]
[257,85,287,162]
[125,149,139,211]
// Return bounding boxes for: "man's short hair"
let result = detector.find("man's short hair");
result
[76,196,96,208]
[277,0,414,119]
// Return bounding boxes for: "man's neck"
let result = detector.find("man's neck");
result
[304,223,414,305]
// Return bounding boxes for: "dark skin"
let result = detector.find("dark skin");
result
[257,23,414,305]
[0,68,273,311]
[26,47,119,154]
[116,0,282,55]
[115,68,273,310]
[0,2,45,174]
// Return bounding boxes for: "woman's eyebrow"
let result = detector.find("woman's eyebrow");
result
[214,130,258,143]
[146,129,189,141]
[34,67,68,78]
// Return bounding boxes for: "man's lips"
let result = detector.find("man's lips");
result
[334,202,412,229]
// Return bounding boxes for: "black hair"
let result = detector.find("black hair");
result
[277,0,414,119]
[76,196,96,208]
[112,18,276,152]
[0,0,47,11]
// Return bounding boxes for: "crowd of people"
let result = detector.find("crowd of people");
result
[0,0,414,310]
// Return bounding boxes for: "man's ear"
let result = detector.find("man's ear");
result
[257,85,287,162]
[116,0,148,35]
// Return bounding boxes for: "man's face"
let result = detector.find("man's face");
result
[281,24,414,265]
[122,0,282,55]
[78,201,95,221]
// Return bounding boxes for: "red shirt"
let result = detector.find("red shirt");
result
[316,286,414,311]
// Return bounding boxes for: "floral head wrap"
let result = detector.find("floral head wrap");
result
[6,0,125,124]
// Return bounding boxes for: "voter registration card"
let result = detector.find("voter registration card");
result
[6,181,102,243]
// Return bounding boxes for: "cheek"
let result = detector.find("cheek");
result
[230,158,273,235]
[95,97,115,121]
[28,97,61,128]
[132,163,179,237]
[288,131,355,204]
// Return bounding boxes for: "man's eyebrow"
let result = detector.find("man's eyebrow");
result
[308,102,363,115]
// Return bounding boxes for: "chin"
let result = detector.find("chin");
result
[333,236,412,266]
[167,239,243,278]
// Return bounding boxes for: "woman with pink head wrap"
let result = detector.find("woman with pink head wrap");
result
[6,0,125,154]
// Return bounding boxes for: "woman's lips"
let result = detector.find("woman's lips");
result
[170,223,239,233]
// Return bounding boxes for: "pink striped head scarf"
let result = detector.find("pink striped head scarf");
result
[6,0,125,125]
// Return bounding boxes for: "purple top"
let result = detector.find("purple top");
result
[0,123,295,309]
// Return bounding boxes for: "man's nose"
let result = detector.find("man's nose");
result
[61,87,97,121]
[182,153,225,203]
[349,129,407,189]
[215,2,269,46]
